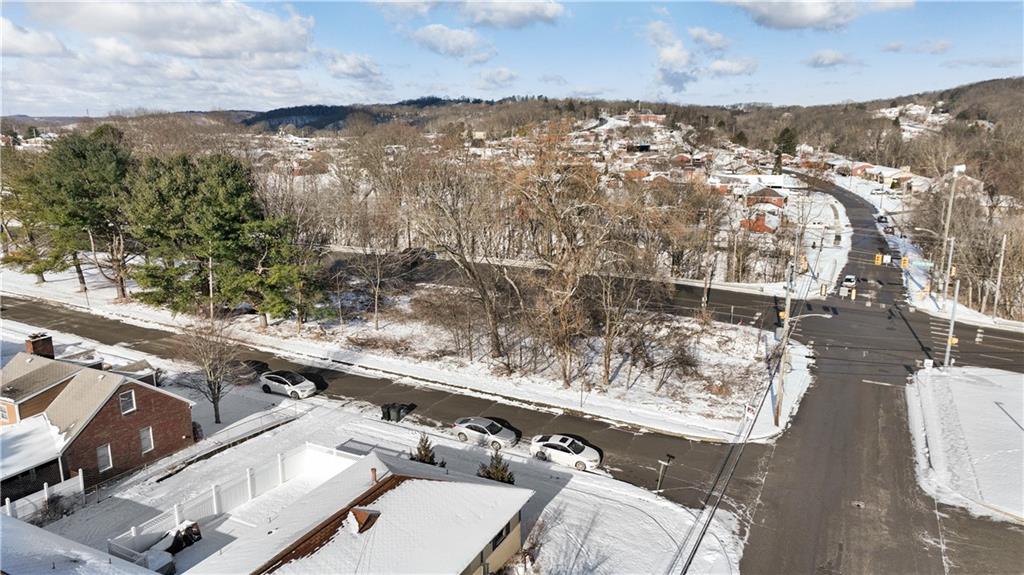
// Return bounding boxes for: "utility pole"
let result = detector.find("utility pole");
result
[944,279,961,369]
[938,166,964,302]
[992,233,1007,321]
[776,261,794,427]
[942,237,956,310]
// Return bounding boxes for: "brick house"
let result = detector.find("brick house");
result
[744,187,786,209]
[46,370,195,488]
[740,212,781,234]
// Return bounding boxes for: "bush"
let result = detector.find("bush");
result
[410,433,446,468]
[477,449,515,485]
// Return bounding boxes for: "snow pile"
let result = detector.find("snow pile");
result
[905,366,1024,522]
[0,515,151,574]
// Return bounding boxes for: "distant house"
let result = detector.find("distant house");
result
[0,360,195,495]
[740,212,781,234]
[745,187,787,209]
[190,451,534,575]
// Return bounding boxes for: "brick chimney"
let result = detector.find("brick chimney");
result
[26,333,54,359]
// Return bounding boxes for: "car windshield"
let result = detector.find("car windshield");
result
[485,422,503,434]
[280,372,305,385]
[568,440,585,455]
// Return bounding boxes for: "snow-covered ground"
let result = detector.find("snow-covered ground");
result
[829,173,1024,332]
[702,188,852,301]
[905,366,1024,522]
[1,321,745,574]
[2,262,816,442]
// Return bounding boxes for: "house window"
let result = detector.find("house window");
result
[0,407,8,421]
[97,443,113,472]
[140,426,154,454]
[491,521,511,551]
[119,390,136,415]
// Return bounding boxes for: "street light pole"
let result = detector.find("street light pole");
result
[942,237,956,310]
[944,279,961,368]
[992,233,1007,322]
[938,166,964,302]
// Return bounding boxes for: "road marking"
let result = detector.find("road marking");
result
[861,379,898,387]
[979,354,1014,362]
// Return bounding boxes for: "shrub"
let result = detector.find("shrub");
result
[477,449,515,485]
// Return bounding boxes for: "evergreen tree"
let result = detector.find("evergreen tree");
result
[410,433,446,468]
[774,127,798,156]
[773,152,783,175]
[477,449,515,485]
[733,130,749,146]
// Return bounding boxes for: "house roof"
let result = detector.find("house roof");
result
[1,352,83,403]
[0,414,64,480]
[747,186,784,198]
[1,515,153,575]
[190,451,534,575]
[43,369,193,448]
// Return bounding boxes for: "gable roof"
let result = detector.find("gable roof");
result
[1,515,153,575]
[1,352,83,403]
[43,369,194,448]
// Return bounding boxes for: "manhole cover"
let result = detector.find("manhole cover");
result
[851,500,866,509]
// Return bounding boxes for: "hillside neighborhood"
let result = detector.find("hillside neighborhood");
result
[1,2,1022,575]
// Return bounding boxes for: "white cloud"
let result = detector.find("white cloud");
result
[28,2,313,60]
[922,40,952,54]
[688,27,728,49]
[883,39,951,55]
[461,1,565,28]
[539,74,568,85]
[327,52,384,82]
[882,42,905,52]
[647,21,695,93]
[943,56,1021,69]
[1,17,68,57]
[805,49,855,68]
[91,37,144,66]
[412,24,494,63]
[708,57,758,75]
[652,6,671,17]
[478,67,518,90]
[724,0,913,30]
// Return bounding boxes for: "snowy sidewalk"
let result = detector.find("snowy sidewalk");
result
[906,367,1024,522]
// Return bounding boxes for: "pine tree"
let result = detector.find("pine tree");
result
[477,449,515,485]
[411,433,446,468]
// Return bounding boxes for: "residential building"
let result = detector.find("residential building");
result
[1,514,153,575]
[190,451,534,575]
[1,351,84,426]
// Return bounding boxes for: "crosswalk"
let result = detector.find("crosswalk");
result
[928,317,958,364]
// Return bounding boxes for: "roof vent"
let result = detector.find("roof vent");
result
[347,508,381,535]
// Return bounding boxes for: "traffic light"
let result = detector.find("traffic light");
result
[901,256,909,269]
[779,310,788,320]
[950,265,957,277]
[874,253,883,265]
[948,336,959,346]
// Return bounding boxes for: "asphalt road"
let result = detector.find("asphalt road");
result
[2,176,1022,573]
[737,174,1024,574]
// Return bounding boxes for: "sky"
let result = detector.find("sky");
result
[2,1,1021,117]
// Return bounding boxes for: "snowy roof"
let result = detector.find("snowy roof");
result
[190,451,533,575]
[1,352,83,403]
[0,515,153,574]
[0,414,64,480]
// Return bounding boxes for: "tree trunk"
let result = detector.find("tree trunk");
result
[72,252,87,292]
[213,398,222,424]
[34,272,45,284]
[373,287,380,330]
[259,313,269,329]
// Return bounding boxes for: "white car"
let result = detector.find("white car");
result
[259,370,317,399]
[452,417,518,450]
[841,275,858,289]
[530,434,601,471]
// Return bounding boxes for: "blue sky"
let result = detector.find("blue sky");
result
[2,1,1021,116]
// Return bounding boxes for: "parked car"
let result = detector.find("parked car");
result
[226,359,270,384]
[841,275,858,289]
[452,417,518,450]
[530,434,601,471]
[259,370,317,399]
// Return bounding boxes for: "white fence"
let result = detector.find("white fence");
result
[107,443,355,565]
[2,470,85,523]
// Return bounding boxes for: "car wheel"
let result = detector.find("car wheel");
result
[262,384,271,394]
[575,461,587,471]
[534,451,547,461]
[289,391,299,400]
[457,432,468,442]
[490,441,502,451]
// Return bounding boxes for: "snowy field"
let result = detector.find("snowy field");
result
[2,262,816,442]
[0,322,744,574]
[905,366,1024,522]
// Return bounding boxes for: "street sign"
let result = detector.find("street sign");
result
[883,254,892,264]
[912,260,934,269]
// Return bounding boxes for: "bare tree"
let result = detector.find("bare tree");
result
[177,319,243,424]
